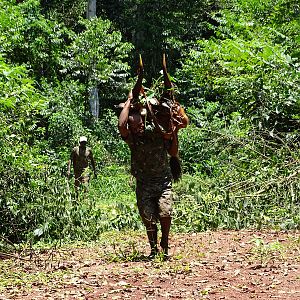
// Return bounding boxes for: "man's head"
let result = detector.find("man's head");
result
[79,136,87,146]
[128,112,144,136]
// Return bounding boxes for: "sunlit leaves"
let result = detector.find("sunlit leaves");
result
[61,17,133,90]
[0,0,72,81]
[178,1,300,131]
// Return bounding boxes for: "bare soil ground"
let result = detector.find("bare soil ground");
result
[0,230,299,300]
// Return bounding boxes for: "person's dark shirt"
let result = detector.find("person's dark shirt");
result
[125,124,171,181]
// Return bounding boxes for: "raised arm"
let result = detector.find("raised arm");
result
[118,95,132,139]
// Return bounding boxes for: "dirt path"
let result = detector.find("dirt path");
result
[0,230,299,299]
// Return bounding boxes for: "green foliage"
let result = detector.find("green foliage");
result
[60,17,133,106]
[250,238,286,266]
[177,0,300,128]
[174,0,300,232]
[92,109,130,164]
[0,0,72,81]
[42,80,86,118]
[0,56,49,243]
[0,0,133,106]
[1,0,300,250]
[40,0,87,28]
[0,1,135,247]
[173,165,300,232]
[48,109,84,147]
[0,57,46,145]
[178,37,300,131]
[174,1,300,236]
[0,154,142,245]
[98,0,219,80]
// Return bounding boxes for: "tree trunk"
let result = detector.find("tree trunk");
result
[86,0,96,18]
[87,0,98,119]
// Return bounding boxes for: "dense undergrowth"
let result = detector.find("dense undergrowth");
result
[1,0,300,251]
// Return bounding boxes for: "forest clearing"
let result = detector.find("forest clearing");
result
[1,1,300,299]
[1,230,299,299]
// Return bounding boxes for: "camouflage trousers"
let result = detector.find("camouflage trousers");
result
[136,177,173,224]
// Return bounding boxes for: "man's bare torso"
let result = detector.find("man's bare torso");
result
[71,146,92,175]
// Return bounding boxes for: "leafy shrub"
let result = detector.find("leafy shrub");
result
[177,37,300,132]
[48,109,84,148]
[0,0,72,81]
[171,0,300,232]
[92,109,130,164]
[173,159,300,232]
[61,17,133,107]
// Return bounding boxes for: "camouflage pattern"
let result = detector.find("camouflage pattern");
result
[125,124,173,223]
[126,124,172,180]
[136,177,173,223]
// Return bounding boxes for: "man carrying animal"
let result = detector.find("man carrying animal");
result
[118,55,188,259]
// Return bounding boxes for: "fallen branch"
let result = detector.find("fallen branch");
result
[0,252,30,261]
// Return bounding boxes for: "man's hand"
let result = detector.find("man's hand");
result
[127,90,133,102]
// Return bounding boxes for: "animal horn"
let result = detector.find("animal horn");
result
[163,53,172,89]
[132,54,144,99]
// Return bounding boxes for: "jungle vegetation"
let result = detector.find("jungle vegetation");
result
[0,0,299,250]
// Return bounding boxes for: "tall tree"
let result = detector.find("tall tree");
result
[97,0,219,81]
[87,0,99,119]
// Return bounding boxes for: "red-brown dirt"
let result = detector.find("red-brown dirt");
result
[0,230,299,299]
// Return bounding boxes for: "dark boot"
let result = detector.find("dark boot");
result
[145,223,158,258]
[160,217,171,259]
